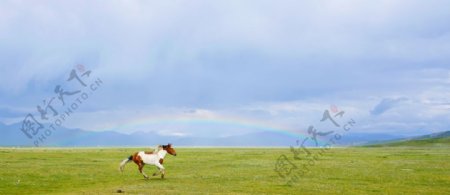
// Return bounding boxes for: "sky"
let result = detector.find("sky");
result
[1,0,450,138]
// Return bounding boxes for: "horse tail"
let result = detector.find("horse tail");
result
[119,155,133,172]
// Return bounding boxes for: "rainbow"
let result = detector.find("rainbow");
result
[112,115,330,145]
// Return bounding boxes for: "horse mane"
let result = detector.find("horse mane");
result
[144,145,162,154]
[155,145,163,152]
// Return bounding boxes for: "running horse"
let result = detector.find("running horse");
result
[119,144,177,179]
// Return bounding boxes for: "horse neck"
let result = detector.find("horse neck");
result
[154,145,162,152]
[157,149,167,159]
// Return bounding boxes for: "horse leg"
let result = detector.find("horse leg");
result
[155,162,165,179]
[138,163,149,179]
[152,167,160,176]
[131,152,148,179]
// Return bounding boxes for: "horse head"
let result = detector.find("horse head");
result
[162,143,177,156]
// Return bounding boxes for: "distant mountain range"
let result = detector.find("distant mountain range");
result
[364,131,450,147]
[0,122,442,147]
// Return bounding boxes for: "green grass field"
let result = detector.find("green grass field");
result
[1,147,449,194]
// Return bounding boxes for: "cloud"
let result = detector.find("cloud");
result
[1,1,450,137]
[0,106,29,117]
[370,98,408,116]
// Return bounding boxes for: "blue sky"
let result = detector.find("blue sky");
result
[1,0,450,137]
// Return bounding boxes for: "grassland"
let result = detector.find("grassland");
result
[0,147,449,194]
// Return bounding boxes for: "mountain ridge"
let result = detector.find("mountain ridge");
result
[363,131,450,147]
[0,122,441,147]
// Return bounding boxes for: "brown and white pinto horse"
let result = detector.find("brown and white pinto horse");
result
[119,144,177,179]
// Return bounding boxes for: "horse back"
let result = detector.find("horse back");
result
[137,151,160,165]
